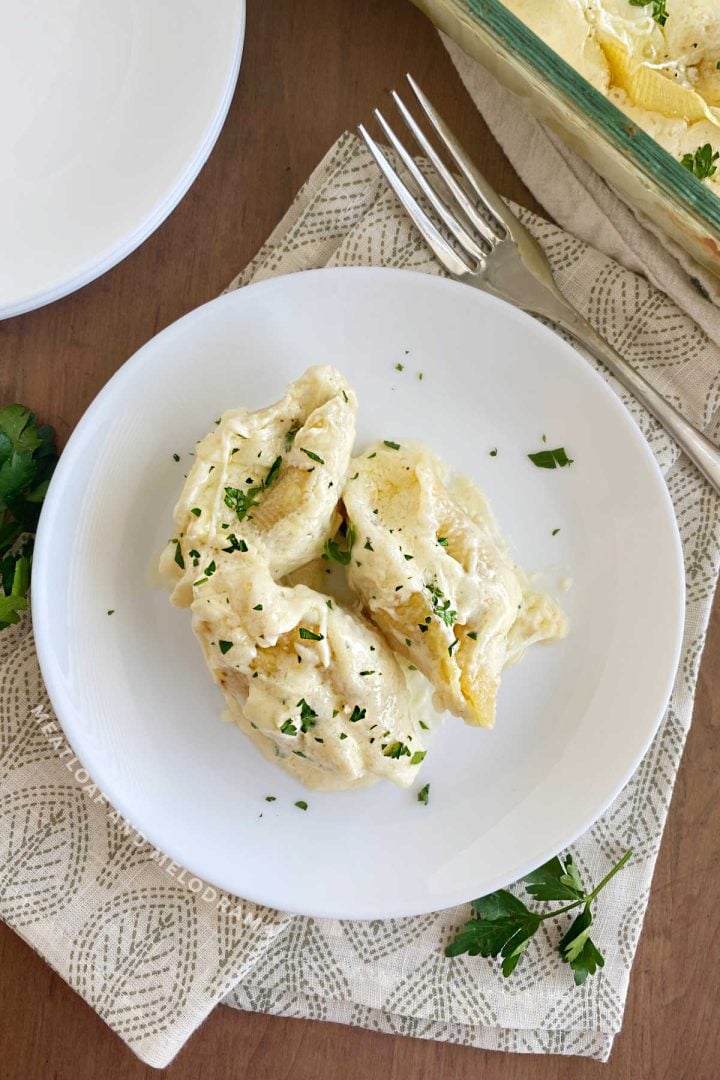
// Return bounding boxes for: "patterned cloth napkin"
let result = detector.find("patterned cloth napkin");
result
[2,132,719,1068]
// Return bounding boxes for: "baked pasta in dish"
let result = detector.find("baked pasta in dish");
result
[503,0,720,186]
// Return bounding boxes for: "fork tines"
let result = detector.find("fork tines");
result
[358,74,508,275]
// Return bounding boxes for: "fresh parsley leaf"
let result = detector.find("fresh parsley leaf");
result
[528,447,574,469]
[218,640,233,655]
[437,536,448,547]
[523,855,585,902]
[417,782,430,805]
[300,447,325,464]
[349,705,366,723]
[174,541,185,570]
[265,796,276,802]
[681,143,719,180]
[410,750,426,765]
[294,800,308,811]
[0,407,57,631]
[446,849,631,983]
[280,719,298,735]
[299,627,323,641]
[324,522,356,565]
[384,440,401,450]
[558,906,605,985]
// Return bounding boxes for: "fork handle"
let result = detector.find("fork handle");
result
[557,309,720,496]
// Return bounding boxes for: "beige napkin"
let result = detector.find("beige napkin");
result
[2,132,719,1068]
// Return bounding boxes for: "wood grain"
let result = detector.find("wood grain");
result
[1,1,718,1077]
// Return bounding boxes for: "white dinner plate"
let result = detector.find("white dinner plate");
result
[0,0,245,319]
[32,268,685,918]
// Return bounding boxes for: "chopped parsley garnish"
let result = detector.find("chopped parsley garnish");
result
[299,627,324,641]
[403,553,414,561]
[285,426,300,451]
[426,582,457,626]
[489,448,498,457]
[174,541,184,569]
[324,522,356,565]
[107,610,114,616]
[172,453,180,462]
[628,0,667,26]
[405,638,412,647]
[419,720,429,730]
[326,599,333,609]
[204,560,216,577]
[467,630,478,640]
[293,750,307,758]
[384,440,401,450]
[264,455,282,488]
[339,732,348,740]
[383,740,411,759]
[264,796,276,802]
[410,750,426,765]
[223,533,248,553]
[395,362,404,372]
[367,452,377,459]
[417,783,430,805]
[528,447,574,469]
[253,603,263,610]
[418,623,428,633]
[418,372,423,381]
[359,670,375,676]
[190,507,201,517]
[448,638,459,656]
[280,719,298,735]
[349,705,366,723]
[297,698,318,732]
[364,539,374,551]
[342,390,349,403]
[294,800,308,811]
[552,528,561,536]
[300,447,325,464]
[681,143,719,180]
[224,485,260,520]
[218,640,233,654]
[437,537,448,547]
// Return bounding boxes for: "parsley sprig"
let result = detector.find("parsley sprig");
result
[0,406,57,629]
[446,849,631,984]
[224,454,283,522]
[426,582,457,626]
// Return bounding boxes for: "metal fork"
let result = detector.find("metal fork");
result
[359,75,720,495]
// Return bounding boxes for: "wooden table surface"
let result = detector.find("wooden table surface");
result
[2,1,719,1077]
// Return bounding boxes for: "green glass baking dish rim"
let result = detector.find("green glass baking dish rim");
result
[456,0,720,236]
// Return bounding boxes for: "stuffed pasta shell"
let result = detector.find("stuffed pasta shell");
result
[190,548,430,790]
[342,440,567,728]
[160,365,357,602]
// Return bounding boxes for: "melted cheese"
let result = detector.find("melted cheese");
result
[503,0,720,189]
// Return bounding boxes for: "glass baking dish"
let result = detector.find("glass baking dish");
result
[413,0,720,278]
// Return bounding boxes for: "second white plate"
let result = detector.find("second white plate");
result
[32,268,684,918]
[0,0,245,318]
